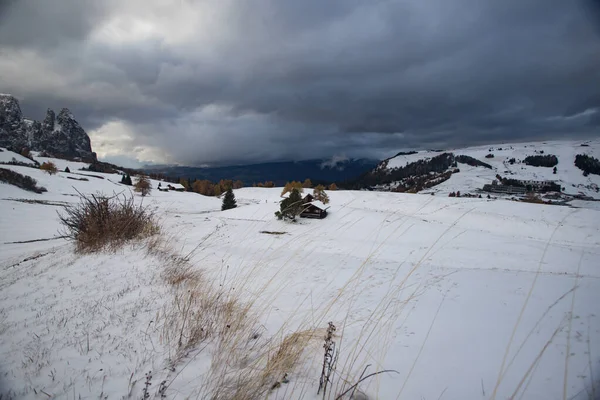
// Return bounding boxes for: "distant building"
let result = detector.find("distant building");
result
[483,178,560,195]
[158,182,186,192]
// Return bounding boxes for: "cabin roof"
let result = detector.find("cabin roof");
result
[160,182,186,190]
[306,200,329,210]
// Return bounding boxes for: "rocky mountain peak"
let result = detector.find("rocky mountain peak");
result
[57,108,74,121]
[42,108,55,132]
[0,94,23,125]
[0,94,96,162]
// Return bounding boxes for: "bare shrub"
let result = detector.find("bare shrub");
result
[0,168,47,193]
[135,175,152,196]
[58,191,159,252]
[40,161,58,175]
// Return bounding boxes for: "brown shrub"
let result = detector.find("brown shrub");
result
[134,175,152,196]
[40,161,58,175]
[58,192,159,252]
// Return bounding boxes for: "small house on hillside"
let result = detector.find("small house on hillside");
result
[300,200,329,219]
[158,182,186,192]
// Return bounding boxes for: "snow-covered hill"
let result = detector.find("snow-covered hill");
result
[376,139,600,199]
[1,153,599,399]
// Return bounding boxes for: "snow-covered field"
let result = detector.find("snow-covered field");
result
[384,139,600,199]
[1,149,600,399]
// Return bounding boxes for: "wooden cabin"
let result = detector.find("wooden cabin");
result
[300,200,329,219]
[302,193,315,203]
[158,182,186,192]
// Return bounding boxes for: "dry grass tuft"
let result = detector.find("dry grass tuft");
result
[58,191,159,252]
[206,327,325,400]
[148,235,328,400]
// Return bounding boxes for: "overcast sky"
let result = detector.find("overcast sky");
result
[1,0,599,167]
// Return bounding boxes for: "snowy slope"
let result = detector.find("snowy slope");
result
[1,157,600,399]
[0,147,37,165]
[384,139,600,199]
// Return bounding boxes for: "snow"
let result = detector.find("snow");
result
[32,152,91,172]
[1,155,600,399]
[385,139,600,199]
[307,200,329,210]
[0,147,36,165]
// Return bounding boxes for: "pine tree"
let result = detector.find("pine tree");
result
[221,187,237,211]
[121,174,133,185]
[65,166,71,173]
[275,188,303,221]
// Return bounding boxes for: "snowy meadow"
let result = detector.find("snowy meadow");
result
[1,148,599,399]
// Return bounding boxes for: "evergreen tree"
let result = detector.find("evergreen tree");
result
[221,187,237,211]
[121,174,133,185]
[275,188,303,221]
[65,166,71,173]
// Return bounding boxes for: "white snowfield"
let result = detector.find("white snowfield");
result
[0,148,37,165]
[384,139,600,199]
[0,149,599,400]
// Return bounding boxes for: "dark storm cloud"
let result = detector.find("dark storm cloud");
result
[0,0,599,166]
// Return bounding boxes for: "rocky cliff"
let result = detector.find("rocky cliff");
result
[0,94,96,161]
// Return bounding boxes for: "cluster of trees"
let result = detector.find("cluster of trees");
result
[83,162,119,174]
[0,167,47,193]
[455,155,493,169]
[575,154,600,176]
[523,154,558,167]
[253,181,275,187]
[280,180,338,197]
[120,174,133,185]
[347,153,456,190]
[191,179,243,196]
[394,170,455,193]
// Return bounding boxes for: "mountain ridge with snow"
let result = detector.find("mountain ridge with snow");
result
[0,94,95,162]
[359,139,600,200]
